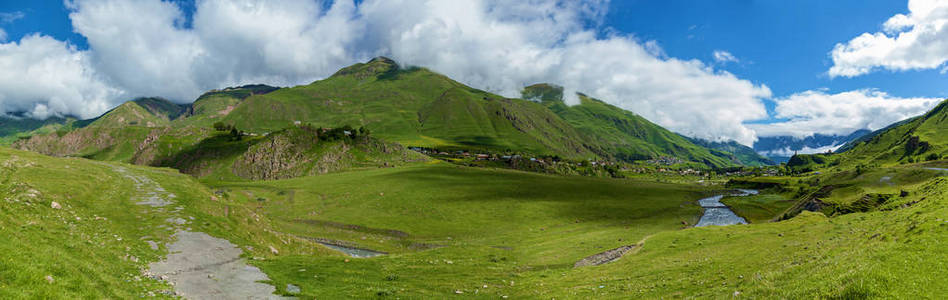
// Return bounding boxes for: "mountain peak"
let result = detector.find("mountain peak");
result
[522,83,564,103]
[332,56,399,79]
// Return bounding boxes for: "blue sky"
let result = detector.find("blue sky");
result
[0,0,945,145]
[605,0,945,118]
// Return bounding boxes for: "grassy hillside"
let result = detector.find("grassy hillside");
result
[151,125,427,181]
[91,98,187,128]
[11,58,752,169]
[523,83,739,167]
[684,136,775,166]
[0,146,209,297]
[835,99,948,165]
[219,58,598,160]
[0,115,74,145]
[175,84,279,128]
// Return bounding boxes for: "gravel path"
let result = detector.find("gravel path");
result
[115,166,285,299]
[147,231,285,299]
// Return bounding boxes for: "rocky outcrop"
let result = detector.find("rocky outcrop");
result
[232,127,425,180]
[232,130,315,180]
[13,128,116,157]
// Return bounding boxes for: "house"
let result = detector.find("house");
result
[501,155,512,160]
[476,154,489,160]
[293,120,302,125]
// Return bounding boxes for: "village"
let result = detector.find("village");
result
[405,146,785,180]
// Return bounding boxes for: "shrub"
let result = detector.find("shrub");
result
[926,153,941,161]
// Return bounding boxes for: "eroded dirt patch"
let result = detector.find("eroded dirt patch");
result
[574,245,636,267]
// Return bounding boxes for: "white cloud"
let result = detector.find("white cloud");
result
[0,11,25,23]
[712,50,738,64]
[749,89,941,138]
[0,28,6,42]
[0,0,772,145]
[0,34,122,119]
[829,0,948,77]
[760,144,844,158]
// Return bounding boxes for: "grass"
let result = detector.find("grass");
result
[0,147,196,298]
[721,193,795,223]
[16,58,752,169]
[541,175,948,298]
[203,161,716,298]
[4,140,948,298]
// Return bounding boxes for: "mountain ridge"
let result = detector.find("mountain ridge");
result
[13,57,765,170]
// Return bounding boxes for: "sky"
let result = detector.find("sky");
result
[0,0,946,146]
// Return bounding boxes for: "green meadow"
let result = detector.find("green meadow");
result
[6,143,948,298]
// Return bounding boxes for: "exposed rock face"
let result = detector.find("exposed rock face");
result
[232,127,424,181]
[232,130,315,180]
[574,245,635,267]
[14,128,116,157]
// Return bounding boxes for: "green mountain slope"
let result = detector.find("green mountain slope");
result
[11,98,188,161]
[149,125,426,181]
[835,99,948,165]
[218,58,597,159]
[176,84,279,128]
[14,57,748,169]
[684,136,775,166]
[0,115,74,145]
[89,97,188,128]
[522,83,738,167]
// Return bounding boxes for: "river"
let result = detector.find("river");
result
[695,189,758,227]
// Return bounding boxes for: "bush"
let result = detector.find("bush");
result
[926,153,941,161]
[213,122,236,132]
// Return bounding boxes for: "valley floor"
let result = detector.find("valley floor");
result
[2,146,947,298]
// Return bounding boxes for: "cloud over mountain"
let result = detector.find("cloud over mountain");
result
[749,89,941,138]
[1,0,773,144]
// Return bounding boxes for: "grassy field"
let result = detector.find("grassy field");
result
[544,174,948,298]
[721,193,796,223]
[208,161,715,298]
[5,143,948,298]
[0,146,717,298]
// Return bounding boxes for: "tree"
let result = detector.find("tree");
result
[905,136,921,155]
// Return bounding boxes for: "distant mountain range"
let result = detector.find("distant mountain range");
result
[753,130,871,163]
[9,57,776,170]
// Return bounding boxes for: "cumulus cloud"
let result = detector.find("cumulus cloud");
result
[749,89,941,138]
[712,50,738,64]
[829,0,948,77]
[0,0,773,144]
[0,34,123,119]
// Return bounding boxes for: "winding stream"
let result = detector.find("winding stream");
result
[695,189,758,227]
[318,242,386,258]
